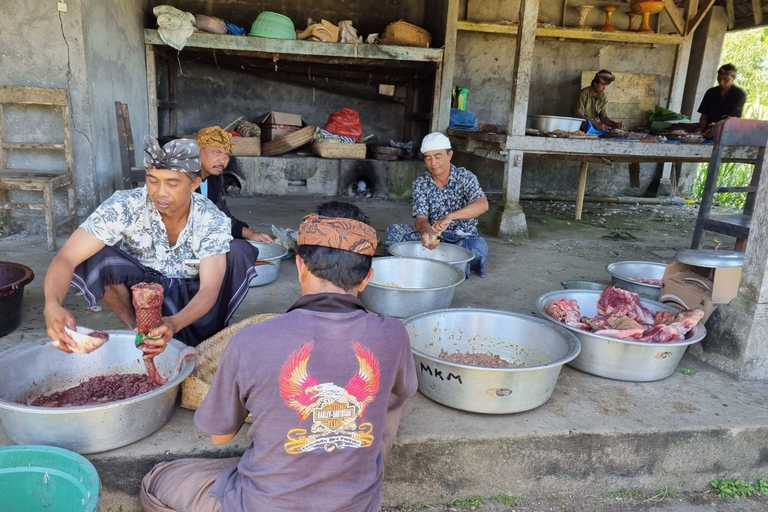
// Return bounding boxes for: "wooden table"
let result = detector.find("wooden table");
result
[448,130,760,220]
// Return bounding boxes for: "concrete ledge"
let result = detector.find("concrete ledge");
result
[5,354,766,504]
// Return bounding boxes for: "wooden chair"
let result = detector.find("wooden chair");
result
[0,86,76,251]
[691,118,768,251]
[115,101,145,188]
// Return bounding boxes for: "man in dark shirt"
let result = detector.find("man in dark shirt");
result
[697,63,747,136]
[140,201,418,512]
[196,126,273,243]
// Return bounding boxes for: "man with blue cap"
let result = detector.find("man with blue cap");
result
[385,131,489,277]
[44,135,260,351]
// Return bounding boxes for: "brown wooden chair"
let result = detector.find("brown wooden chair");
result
[0,86,76,251]
[691,118,768,251]
[115,101,145,188]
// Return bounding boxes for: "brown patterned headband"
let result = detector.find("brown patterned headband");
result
[297,214,377,256]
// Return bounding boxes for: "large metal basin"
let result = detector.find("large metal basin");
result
[248,241,289,286]
[606,261,666,300]
[404,309,580,414]
[0,332,195,454]
[536,290,706,382]
[360,257,465,318]
[527,115,583,132]
[388,241,474,271]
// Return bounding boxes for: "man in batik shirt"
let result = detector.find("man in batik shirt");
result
[44,135,259,350]
[385,132,489,277]
[140,201,418,512]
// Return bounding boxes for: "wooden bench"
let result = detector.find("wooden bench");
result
[0,86,76,251]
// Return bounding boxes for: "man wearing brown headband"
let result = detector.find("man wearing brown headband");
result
[571,70,625,131]
[197,126,272,243]
[141,201,418,512]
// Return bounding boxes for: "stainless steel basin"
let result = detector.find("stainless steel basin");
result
[0,332,195,454]
[248,241,289,286]
[404,309,580,414]
[388,241,474,271]
[606,261,666,300]
[536,290,706,382]
[360,257,465,318]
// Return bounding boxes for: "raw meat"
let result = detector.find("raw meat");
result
[29,373,158,407]
[632,277,662,286]
[544,299,591,329]
[131,282,166,386]
[438,349,515,368]
[597,286,655,326]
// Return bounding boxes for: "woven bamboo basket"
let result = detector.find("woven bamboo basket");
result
[261,125,316,156]
[312,140,367,159]
[181,313,279,420]
[380,20,432,48]
[229,137,261,156]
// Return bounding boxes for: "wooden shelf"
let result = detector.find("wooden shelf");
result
[145,29,443,63]
[456,21,684,45]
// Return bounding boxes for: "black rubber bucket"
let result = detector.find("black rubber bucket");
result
[0,262,35,337]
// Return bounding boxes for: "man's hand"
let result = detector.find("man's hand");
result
[420,230,440,250]
[44,303,77,352]
[138,317,178,357]
[591,120,606,131]
[614,121,625,130]
[243,228,273,243]
[431,214,453,234]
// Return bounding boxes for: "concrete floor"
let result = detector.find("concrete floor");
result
[1,195,767,511]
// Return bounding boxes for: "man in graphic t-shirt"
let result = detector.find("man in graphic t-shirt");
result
[140,201,418,512]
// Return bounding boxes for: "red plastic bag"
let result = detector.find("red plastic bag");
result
[323,108,363,142]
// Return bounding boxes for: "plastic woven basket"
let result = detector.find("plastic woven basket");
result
[249,11,297,39]
[312,141,367,159]
[229,137,261,156]
[261,125,315,156]
[380,20,432,47]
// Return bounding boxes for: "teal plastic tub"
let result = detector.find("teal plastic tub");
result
[249,11,297,39]
[0,445,100,512]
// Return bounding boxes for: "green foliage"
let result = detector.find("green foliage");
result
[603,488,645,499]
[548,493,566,500]
[711,478,757,499]
[691,28,767,207]
[756,478,768,495]
[396,501,428,510]
[681,369,697,376]
[490,493,522,505]
[452,495,484,509]
[657,488,680,499]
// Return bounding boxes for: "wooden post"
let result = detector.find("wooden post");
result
[146,44,159,137]
[492,0,539,239]
[575,161,589,220]
[437,0,460,132]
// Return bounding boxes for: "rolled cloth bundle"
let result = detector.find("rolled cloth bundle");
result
[132,282,167,385]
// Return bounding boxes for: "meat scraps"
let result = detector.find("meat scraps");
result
[29,373,159,407]
[438,349,516,368]
[546,286,703,343]
[131,282,167,386]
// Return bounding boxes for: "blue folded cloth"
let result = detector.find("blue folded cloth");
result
[226,22,246,35]
[449,108,477,130]
[585,120,604,135]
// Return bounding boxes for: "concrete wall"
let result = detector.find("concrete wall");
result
[0,0,149,227]
[82,0,150,197]
[453,0,682,198]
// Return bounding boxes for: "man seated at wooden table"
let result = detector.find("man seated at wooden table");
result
[140,201,418,512]
[385,132,489,278]
[571,70,625,131]
[44,135,260,351]
[196,126,273,243]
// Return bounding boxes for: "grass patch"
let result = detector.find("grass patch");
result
[603,488,645,499]
[710,478,768,499]
[547,492,566,500]
[656,488,679,499]
[453,495,484,509]
[396,502,429,510]
[681,369,696,376]
[490,493,522,505]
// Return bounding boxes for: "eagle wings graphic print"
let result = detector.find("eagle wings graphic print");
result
[279,341,380,454]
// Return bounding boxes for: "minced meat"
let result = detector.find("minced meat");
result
[438,349,513,368]
[29,373,159,407]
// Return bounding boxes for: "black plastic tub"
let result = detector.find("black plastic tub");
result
[0,262,34,337]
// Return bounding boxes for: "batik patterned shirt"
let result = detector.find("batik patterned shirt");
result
[79,187,232,278]
[412,164,486,235]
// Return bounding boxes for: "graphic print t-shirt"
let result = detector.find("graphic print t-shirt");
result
[194,293,418,512]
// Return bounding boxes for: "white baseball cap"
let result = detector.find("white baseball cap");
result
[420,132,451,154]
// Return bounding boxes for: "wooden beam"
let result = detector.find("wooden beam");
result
[145,44,158,138]
[726,0,736,29]
[662,0,686,35]
[437,0,461,132]
[689,0,717,35]
[753,0,764,25]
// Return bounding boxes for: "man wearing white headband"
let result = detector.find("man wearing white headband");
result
[44,135,260,352]
[385,132,489,278]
